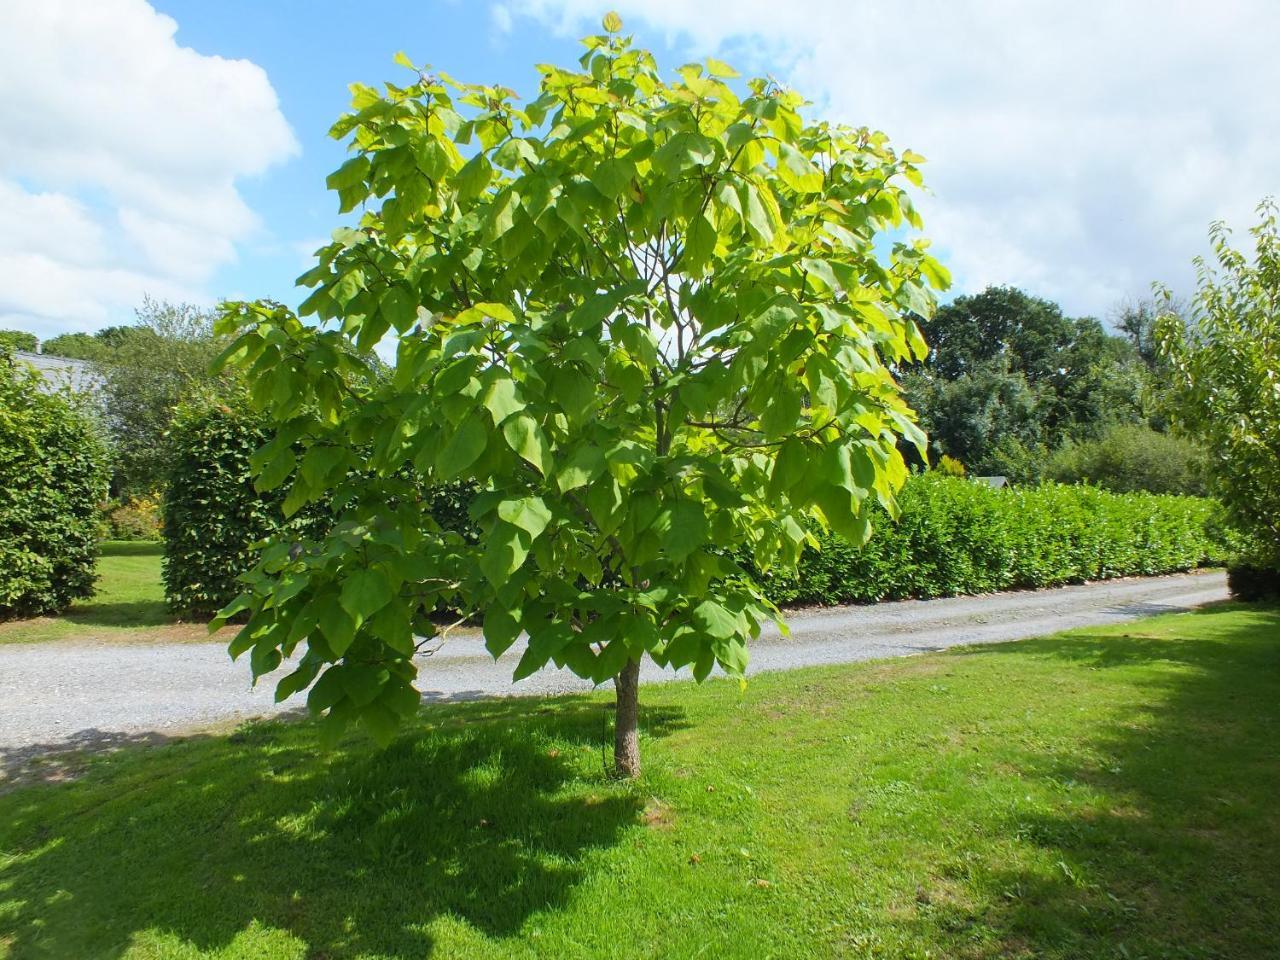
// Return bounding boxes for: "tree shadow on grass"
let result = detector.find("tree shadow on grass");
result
[0,696,686,959]
[930,605,1280,958]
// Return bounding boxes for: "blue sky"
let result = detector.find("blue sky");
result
[2,1,1277,339]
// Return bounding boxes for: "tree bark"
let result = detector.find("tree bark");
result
[614,658,641,778]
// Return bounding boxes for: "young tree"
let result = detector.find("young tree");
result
[1157,199,1280,567]
[0,330,38,353]
[214,17,947,776]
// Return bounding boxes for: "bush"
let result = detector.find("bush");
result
[163,399,327,618]
[1226,565,1280,602]
[1047,424,1207,495]
[753,475,1234,606]
[104,492,162,541]
[0,355,110,619]
[163,399,468,617]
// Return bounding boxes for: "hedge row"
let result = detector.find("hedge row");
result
[165,400,1239,618]
[753,475,1236,606]
[163,400,468,617]
[163,402,328,617]
[0,356,110,619]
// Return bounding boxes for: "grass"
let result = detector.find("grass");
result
[0,542,219,645]
[1,604,1276,959]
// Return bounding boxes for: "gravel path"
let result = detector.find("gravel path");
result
[0,571,1227,768]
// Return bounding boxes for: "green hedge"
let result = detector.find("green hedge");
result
[163,400,329,617]
[0,355,110,619]
[754,475,1235,606]
[163,400,470,617]
[165,401,1238,617]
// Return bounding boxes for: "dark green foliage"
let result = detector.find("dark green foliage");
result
[0,329,38,352]
[755,475,1233,606]
[1046,423,1208,495]
[163,400,325,618]
[1226,564,1280,602]
[163,400,469,617]
[0,356,110,618]
[907,286,1150,478]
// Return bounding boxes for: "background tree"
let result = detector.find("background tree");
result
[0,330,38,353]
[96,298,228,493]
[905,286,1148,477]
[1157,199,1280,567]
[213,17,947,776]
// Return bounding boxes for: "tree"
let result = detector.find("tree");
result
[0,330,38,353]
[1157,199,1280,567]
[907,286,1148,476]
[41,331,108,361]
[213,17,947,776]
[96,299,229,493]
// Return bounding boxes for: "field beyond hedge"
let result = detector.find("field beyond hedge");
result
[2,604,1276,959]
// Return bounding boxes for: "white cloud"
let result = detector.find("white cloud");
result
[506,0,1280,316]
[0,0,297,338]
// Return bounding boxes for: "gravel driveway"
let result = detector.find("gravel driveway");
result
[0,571,1227,769]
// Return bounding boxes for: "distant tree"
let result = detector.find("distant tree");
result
[908,286,1147,476]
[0,330,38,353]
[1157,199,1280,566]
[41,332,108,361]
[1046,423,1207,496]
[96,298,229,493]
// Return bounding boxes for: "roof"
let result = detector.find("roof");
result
[11,350,104,394]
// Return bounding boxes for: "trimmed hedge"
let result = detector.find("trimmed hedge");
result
[1226,565,1280,602]
[164,402,1239,617]
[163,400,470,617]
[163,401,328,617]
[0,355,110,619]
[752,475,1236,606]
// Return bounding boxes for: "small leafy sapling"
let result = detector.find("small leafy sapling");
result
[213,15,947,776]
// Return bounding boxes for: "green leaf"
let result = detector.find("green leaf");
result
[340,567,395,621]
[498,496,552,540]
[502,413,551,474]
[436,414,488,479]
[777,142,824,193]
[483,377,523,425]
[326,155,370,192]
[693,599,739,639]
[654,132,716,175]
[484,605,523,657]
[556,445,605,492]
[657,500,707,563]
[480,523,530,585]
[590,158,635,199]
[602,10,623,33]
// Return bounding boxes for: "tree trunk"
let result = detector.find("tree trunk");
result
[614,658,641,778]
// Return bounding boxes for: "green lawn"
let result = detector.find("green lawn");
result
[1,604,1276,959]
[0,542,214,644]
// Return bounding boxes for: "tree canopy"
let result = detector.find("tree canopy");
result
[906,286,1148,477]
[214,18,947,774]
[1157,199,1280,567]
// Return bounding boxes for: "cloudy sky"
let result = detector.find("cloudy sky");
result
[2,0,1276,339]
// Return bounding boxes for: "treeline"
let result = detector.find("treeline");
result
[903,286,1204,491]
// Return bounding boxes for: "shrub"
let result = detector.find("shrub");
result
[163,399,328,618]
[167,406,1238,617]
[1226,564,1280,602]
[164,399,469,617]
[0,355,110,618]
[105,492,162,541]
[753,475,1234,606]
[1047,424,1207,495]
